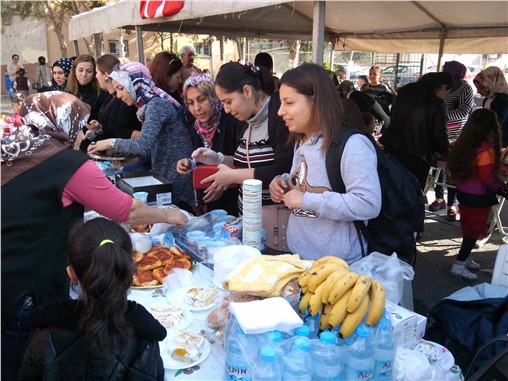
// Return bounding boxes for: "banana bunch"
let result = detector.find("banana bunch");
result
[298,256,386,339]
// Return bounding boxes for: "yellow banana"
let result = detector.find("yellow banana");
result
[327,272,359,305]
[320,303,334,330]
[298,268,313,287]
[327,288,353,328]
[308,262,345,292]
[301,285,309,294]
[313,255,350,270]
[321,267,349,303]
[347,275,372,313]
[299,291,313,314]
[366,280,386,326]
[308,282,326,316]
[339,294,370,339]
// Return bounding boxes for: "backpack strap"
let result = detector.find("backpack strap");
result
[326,126,372,257]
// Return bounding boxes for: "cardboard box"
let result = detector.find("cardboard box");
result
[385,300,426,348]
[115,171,172,205]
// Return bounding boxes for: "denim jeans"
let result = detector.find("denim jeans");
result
[1,295,34,381]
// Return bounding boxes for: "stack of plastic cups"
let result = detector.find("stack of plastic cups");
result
[242,179,263,249]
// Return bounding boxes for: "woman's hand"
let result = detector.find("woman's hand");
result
[166,208,189,227]
[85,120,102,132]
[88,139,113,154]
[203,185,224,203]
[191,147,223,165]
[176,158,192,175]
[283,189,304,209]
[269,177,288,203]
[201,164,235,190]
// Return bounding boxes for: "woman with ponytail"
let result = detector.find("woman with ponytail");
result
[18,218,166,380]
[191,62,293,212]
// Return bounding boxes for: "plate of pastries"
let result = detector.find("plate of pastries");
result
[132,245,192,288]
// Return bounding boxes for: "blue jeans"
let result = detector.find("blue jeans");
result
[1,295,34,381]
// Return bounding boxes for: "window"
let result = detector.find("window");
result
[108,40,129,57]
[194,43,211,57]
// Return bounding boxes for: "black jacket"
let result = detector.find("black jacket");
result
[380,88,449,166]
[18,300,166,381]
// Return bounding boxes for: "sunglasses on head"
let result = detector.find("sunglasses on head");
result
[169,58,181,67]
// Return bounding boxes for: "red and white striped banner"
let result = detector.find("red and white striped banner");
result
[139,0,184,19]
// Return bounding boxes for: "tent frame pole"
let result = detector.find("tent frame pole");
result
[312,1,325,65]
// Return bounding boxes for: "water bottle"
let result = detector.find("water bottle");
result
[312,331,343,381]
[226,324,252,381]
[253,347,282,381]
[373,316,396,380]
[305,313,320,339]
[345,324,375,381]
[295,324,311,338]
[282,337,313,381]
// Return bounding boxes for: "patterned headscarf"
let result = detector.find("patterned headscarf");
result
[50,57,74,91]
[108,61,185,123]
[52,57,74,78]
[183,74,223,148]
[1,91,90,185]
[474,67,508,109]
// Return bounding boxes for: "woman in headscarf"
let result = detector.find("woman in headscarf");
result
[49,58,74,91]
[1,92,188,381]
[176,74,241,215]
[87,62,195,209]
[474,66,508,148]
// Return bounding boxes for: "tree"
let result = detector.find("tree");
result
[1,0,109,58]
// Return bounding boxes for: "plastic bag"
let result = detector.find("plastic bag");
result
[162,267,192,293]
[350,252,415,304]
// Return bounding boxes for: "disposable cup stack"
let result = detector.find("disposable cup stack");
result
[242,179,263,249]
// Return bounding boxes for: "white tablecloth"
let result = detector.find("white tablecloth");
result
[128,263,227,381]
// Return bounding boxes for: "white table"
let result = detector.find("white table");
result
[128,263,227,381]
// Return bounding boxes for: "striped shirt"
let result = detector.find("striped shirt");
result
[445,80,475,143]
[234,98,275,213]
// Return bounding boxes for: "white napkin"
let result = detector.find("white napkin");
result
[230,296,303,334]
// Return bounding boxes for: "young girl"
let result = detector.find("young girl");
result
[447,109,504,280]
[18,218,166,379]
[269,63,381,263]
[3,94,24,127]
[13,68,30,98]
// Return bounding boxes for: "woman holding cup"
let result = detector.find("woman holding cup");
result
[191,62,293,213]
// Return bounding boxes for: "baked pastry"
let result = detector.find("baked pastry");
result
[163,256,192,273]
[170,245,192,261]
[137,253,163,271]
[169,329,205,363]
[184,287,217,308]
[131,224,152,233]
[147,246,174,265]
[150,305,184,329]
[133,269,158,287]
[152,267,166,284]
[207,292,262,330]
[133,251,143,263]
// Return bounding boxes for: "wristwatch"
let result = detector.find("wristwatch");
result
[110,139,117,150]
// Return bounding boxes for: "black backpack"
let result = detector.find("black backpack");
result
[326,127,425,265]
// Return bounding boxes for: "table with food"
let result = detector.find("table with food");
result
[111,210,464,381]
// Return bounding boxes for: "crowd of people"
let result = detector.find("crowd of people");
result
[2,47,508,379]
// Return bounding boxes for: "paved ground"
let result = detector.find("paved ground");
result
[2,95,506,319]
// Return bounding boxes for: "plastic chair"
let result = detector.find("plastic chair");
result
[491,244,508,288]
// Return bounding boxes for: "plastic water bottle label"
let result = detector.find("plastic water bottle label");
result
[374,359,393,379]
[226,364,251,381]
[346,368,373,380]
[156,192,172,206]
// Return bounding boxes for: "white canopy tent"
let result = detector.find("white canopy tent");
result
[69,0,508,62]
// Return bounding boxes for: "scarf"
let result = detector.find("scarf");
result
[109,62,185,124]
[474,67,508,108]
[183,74,223,148]
[1,91,90,185]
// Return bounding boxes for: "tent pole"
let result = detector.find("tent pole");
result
[136,26,144,64]
[312,1,325,65]
[437,27,446,71]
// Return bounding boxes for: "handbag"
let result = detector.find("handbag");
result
[261,205,291,252]
[192,165,237,189]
